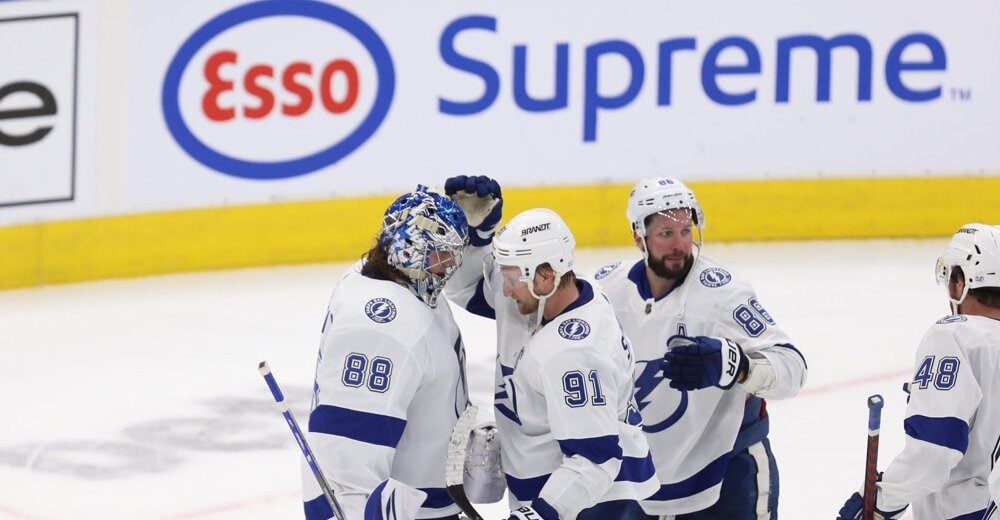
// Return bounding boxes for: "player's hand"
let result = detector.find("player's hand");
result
[662,335,748,390]
[836,490,907,519]
[444,175,503,246]
[507,505,544,519]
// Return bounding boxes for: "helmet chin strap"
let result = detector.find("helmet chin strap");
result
[948,283,970,315]
[526,276,559,333]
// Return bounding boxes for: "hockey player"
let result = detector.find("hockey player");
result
[303,186,471,520]
[594,177,807,519]
[837,223,1000,520]
[444,176,658,520]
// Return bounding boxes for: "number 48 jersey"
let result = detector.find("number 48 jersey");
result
[877,314,1000,520]
[303,264,468,520]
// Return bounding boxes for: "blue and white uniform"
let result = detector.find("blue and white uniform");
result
[987,464,1000,519]
[876,314,1000,520]
[448,249,659,519]
[304,264,468,519]
[594,254,807,516]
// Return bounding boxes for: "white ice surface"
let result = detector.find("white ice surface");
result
[0,240,947,519]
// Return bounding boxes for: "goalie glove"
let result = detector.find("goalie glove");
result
[663,335,748,390]
[444,175,503,246]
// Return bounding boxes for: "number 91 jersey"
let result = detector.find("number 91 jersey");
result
[303,264,468,520]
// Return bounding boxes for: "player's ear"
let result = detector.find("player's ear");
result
[633,230,644,249]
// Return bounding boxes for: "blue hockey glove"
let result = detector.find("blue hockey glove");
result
[662,335,749,390]
[444,175,503,246]
[836,490,907,520]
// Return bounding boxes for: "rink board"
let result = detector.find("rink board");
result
[3,175,1000,290]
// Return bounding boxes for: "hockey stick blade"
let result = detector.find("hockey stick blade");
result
[446,405,486,520]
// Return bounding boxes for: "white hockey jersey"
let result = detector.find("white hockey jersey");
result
[987,464,999,519]
[877,314,1000,520]
[303,264,467,519]
[446,249,659,519]
[594,255,807,515]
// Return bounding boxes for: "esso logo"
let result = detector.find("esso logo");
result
[162,0,394,180]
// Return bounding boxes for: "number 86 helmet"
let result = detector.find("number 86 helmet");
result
[379,185,469,307]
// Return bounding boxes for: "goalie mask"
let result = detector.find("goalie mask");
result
[626,177,705,266]
[380,185,469,307]
[935,223,1000,308]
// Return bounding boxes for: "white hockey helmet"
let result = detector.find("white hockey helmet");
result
[493,208,575,285]
[626,177,704,238]
[935,223,1000,305]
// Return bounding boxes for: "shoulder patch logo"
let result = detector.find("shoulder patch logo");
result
[558,319,591,340]
[594,262,621,280]
[365,298,397,323]
[699,267,732,288]
[936,315,967,324]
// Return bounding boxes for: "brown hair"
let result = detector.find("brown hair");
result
[950,267,1000,309]
[537,263,577,290]
[361,240,409,284]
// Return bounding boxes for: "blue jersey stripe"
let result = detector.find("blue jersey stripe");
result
[646,451,729,501]
[558,435,623,465]
[309,404,407,448]
[465,279,496,319]
[506,473,550,502]
[304,494,334,520]
[531,497,560,520]
[616,453,656,483]
[903,415,970,454]
[363,480,389,520]
[948,508,987,520]
[418,487,455,509]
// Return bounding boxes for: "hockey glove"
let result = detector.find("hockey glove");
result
[508,505,546,520]
[444,175,503,246]
[662,335,749,390]
[836,491,907,520]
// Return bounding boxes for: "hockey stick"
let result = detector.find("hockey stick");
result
[445,405,486,520]
[862,394,884,520]
[259,361,347,520]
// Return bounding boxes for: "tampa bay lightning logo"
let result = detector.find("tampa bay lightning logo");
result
[936,315,967,324]
[699,267,732,288]
[558,319,591,340]
[634,359,687,433]
[594,262,621,280]
[364,298,397,323]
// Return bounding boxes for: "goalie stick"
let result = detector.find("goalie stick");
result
[259,361,347,520]
[445,405,486,520]
[862,394,884,520]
